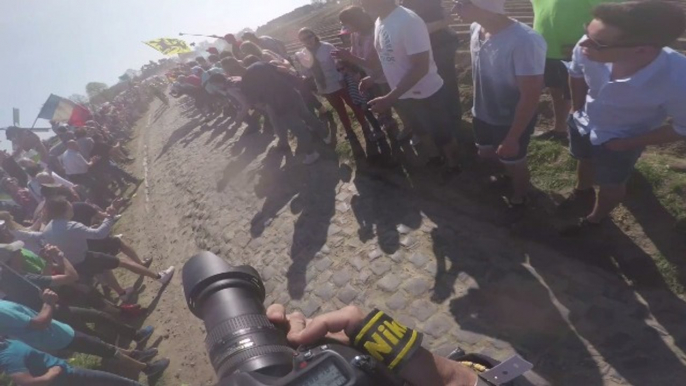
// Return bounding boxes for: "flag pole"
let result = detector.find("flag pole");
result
[30,117,39,129]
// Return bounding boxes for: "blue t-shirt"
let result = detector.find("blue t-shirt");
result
[0,339,71,376]
[0,301,74,351]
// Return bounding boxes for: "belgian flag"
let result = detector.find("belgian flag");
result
[144,38,192,55]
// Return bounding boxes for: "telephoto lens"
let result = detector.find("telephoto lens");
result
[182,251,295,381]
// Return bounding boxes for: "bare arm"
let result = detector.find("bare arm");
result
[506,75,545,140]
[11,367,63,386]
[45,247,79,286]
[70,216,114,240]
[570,76,588,112]
[28,303,55,330]
[386,51,430,102]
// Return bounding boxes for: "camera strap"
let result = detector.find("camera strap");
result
[348,309,423,373]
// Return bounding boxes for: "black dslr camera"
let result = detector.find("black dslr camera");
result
[182,252,400,386]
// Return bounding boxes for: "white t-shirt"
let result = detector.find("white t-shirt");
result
[470,21,547,126]
[296,42,343,95]
[374,6,443,100]
[60,149,89,176]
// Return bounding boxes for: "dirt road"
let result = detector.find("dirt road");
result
[116,99,686,386]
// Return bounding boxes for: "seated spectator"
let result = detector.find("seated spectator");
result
[0,177,38,222]
[22,161,79,203]
[0,338,144,386]
[13,198,175,301]
[5,127,49,165]
[0,293,169,379]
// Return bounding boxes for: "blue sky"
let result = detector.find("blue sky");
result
[0,0,310,129]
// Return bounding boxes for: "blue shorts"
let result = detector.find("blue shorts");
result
[472,116,537,163]
[568,117,644,185]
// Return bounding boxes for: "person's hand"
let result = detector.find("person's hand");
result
[39,245,64,262]
[47,366,63,377]
[496,136,520,159]
[369,95,394,115]
[331,49,353,61]
[359,76,375,93]
[603,138,635,152]
[41,289,59,305]
[266,304,365,346]
[111,197,125,210]
[90,155,101,163]
[105,205,118,217]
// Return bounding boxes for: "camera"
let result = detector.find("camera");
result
[182,251,400,386]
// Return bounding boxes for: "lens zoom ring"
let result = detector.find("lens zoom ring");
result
[205,314,274,346]
[214,344,294,372]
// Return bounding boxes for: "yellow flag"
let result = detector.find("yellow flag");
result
[144,38,192,55]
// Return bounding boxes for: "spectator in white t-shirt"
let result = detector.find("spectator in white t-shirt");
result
[360,0,462,182]
[454,0,546,214]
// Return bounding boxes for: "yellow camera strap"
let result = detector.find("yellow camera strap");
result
[348,309,423,373]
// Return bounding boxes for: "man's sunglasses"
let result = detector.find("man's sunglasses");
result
[583,24,653,50]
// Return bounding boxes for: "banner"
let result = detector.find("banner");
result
[12,108,19,126]
[144,38,192,55]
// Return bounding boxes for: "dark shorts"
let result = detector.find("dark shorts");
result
[66,331,118,358]
[544,59,571,100]
[472,116,538,163]
[87,237,122,256]
[394,85,458,144]
[568,117,645,185]
[74,251,120,279]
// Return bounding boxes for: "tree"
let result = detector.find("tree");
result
[69,94,89,104]
[85,82,108,99]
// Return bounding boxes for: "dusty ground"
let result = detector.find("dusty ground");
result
[113,98,686,386]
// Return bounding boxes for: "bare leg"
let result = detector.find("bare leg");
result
[587,184,625,223]
[119,239,143,265]
[550,88,571,133]
[118,258,159,280]
[504,160,531,204]
[576,159,595,191]
[98,271,125,294]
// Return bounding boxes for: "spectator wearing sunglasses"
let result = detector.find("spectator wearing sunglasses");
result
[561,1,686,235]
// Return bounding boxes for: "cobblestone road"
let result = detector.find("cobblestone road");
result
[119,101,686,386]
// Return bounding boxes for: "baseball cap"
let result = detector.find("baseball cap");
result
[471,0,506,15]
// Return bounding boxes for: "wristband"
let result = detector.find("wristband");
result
[348,309,422,373]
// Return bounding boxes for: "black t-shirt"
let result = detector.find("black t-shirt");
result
[71,202,98,227]
[401,0,459,48]
[90,142,112,165]
[0,269,51,311]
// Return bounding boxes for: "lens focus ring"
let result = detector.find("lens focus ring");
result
[205,313,274,346]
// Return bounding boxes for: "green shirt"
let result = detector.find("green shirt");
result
[20,249,46,275]
[532,0,617,59]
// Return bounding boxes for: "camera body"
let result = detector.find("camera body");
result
[218,342,396,386]
[182,252,399,386]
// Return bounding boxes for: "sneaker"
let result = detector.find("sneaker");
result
[303,151,320,165]
[142,258,153,268]
[157,266,175,285]
[131,347,158,362]
[143,358,170,378]
[323,130,333,145]
[557,188,596,216]
[134,326,155,345]
[559,217,602,237]
[118,287,135,304]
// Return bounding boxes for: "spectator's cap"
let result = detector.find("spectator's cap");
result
[472,0,506,14]
[0,241,24,264]
[206,47,219,55]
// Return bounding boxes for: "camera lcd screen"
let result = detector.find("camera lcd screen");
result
[291,358,349,386]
